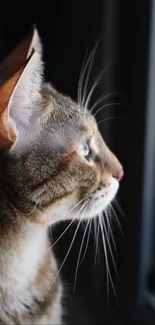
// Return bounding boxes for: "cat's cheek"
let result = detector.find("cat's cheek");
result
[69,161,100,193]
[80,170,100,194]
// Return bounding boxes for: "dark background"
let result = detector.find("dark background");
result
[0,0,155,324]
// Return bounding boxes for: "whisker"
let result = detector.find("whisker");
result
[83,63,112,120]
[84,82,99,119]
[90,91,124,113]
[49,223,54,243]
[101,212,118,276]
[82,42,99,108]
[94,216,100,265]
[110,203,124,237]
[84,64,110,113]
[104,209,110,238]
[79,217,93,266]
[94,102,129,118]
[44,199,90,296]
[113,199,128,223]
[105,209,117,255]
[43,197,87,255]
[97,116,127,126]
[77,48,88,108]
[78,42,99,110]
[93,216,97,239]
[14,199,39,216]
[73,216,91,292]
[98,214,109,304]
[99,214,118,305]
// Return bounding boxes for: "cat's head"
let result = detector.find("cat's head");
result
[0,29,123,224]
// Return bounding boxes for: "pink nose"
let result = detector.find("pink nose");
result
[114,167,124,181]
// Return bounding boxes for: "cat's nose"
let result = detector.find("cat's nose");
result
[113,166,124,181]
[103,144,124,181]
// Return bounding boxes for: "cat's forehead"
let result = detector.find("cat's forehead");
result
[42,87,96,135]
[40,89,97,152]
[42,87,80,118]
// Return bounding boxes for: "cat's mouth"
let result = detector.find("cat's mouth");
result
[83,177,119,219]
[59,177,119,221]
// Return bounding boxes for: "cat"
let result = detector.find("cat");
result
[0,28,123,324]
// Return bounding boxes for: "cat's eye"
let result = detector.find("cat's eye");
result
[79,142,90,158]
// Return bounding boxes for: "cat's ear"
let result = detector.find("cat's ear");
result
[0,50,43,152]
[28,27,43,57]
[0,27,45,152]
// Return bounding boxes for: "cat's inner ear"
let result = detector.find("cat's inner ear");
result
[0,51,43,152]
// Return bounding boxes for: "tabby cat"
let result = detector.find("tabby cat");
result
[0,29,123,324]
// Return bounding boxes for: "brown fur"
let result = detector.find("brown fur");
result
[0,30,123,324]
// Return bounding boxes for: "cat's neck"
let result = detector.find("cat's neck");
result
[0,222,50,282]
[0,221,60,323]
[0,160,39,218]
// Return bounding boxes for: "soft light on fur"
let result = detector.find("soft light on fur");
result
[0,28,123,324]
